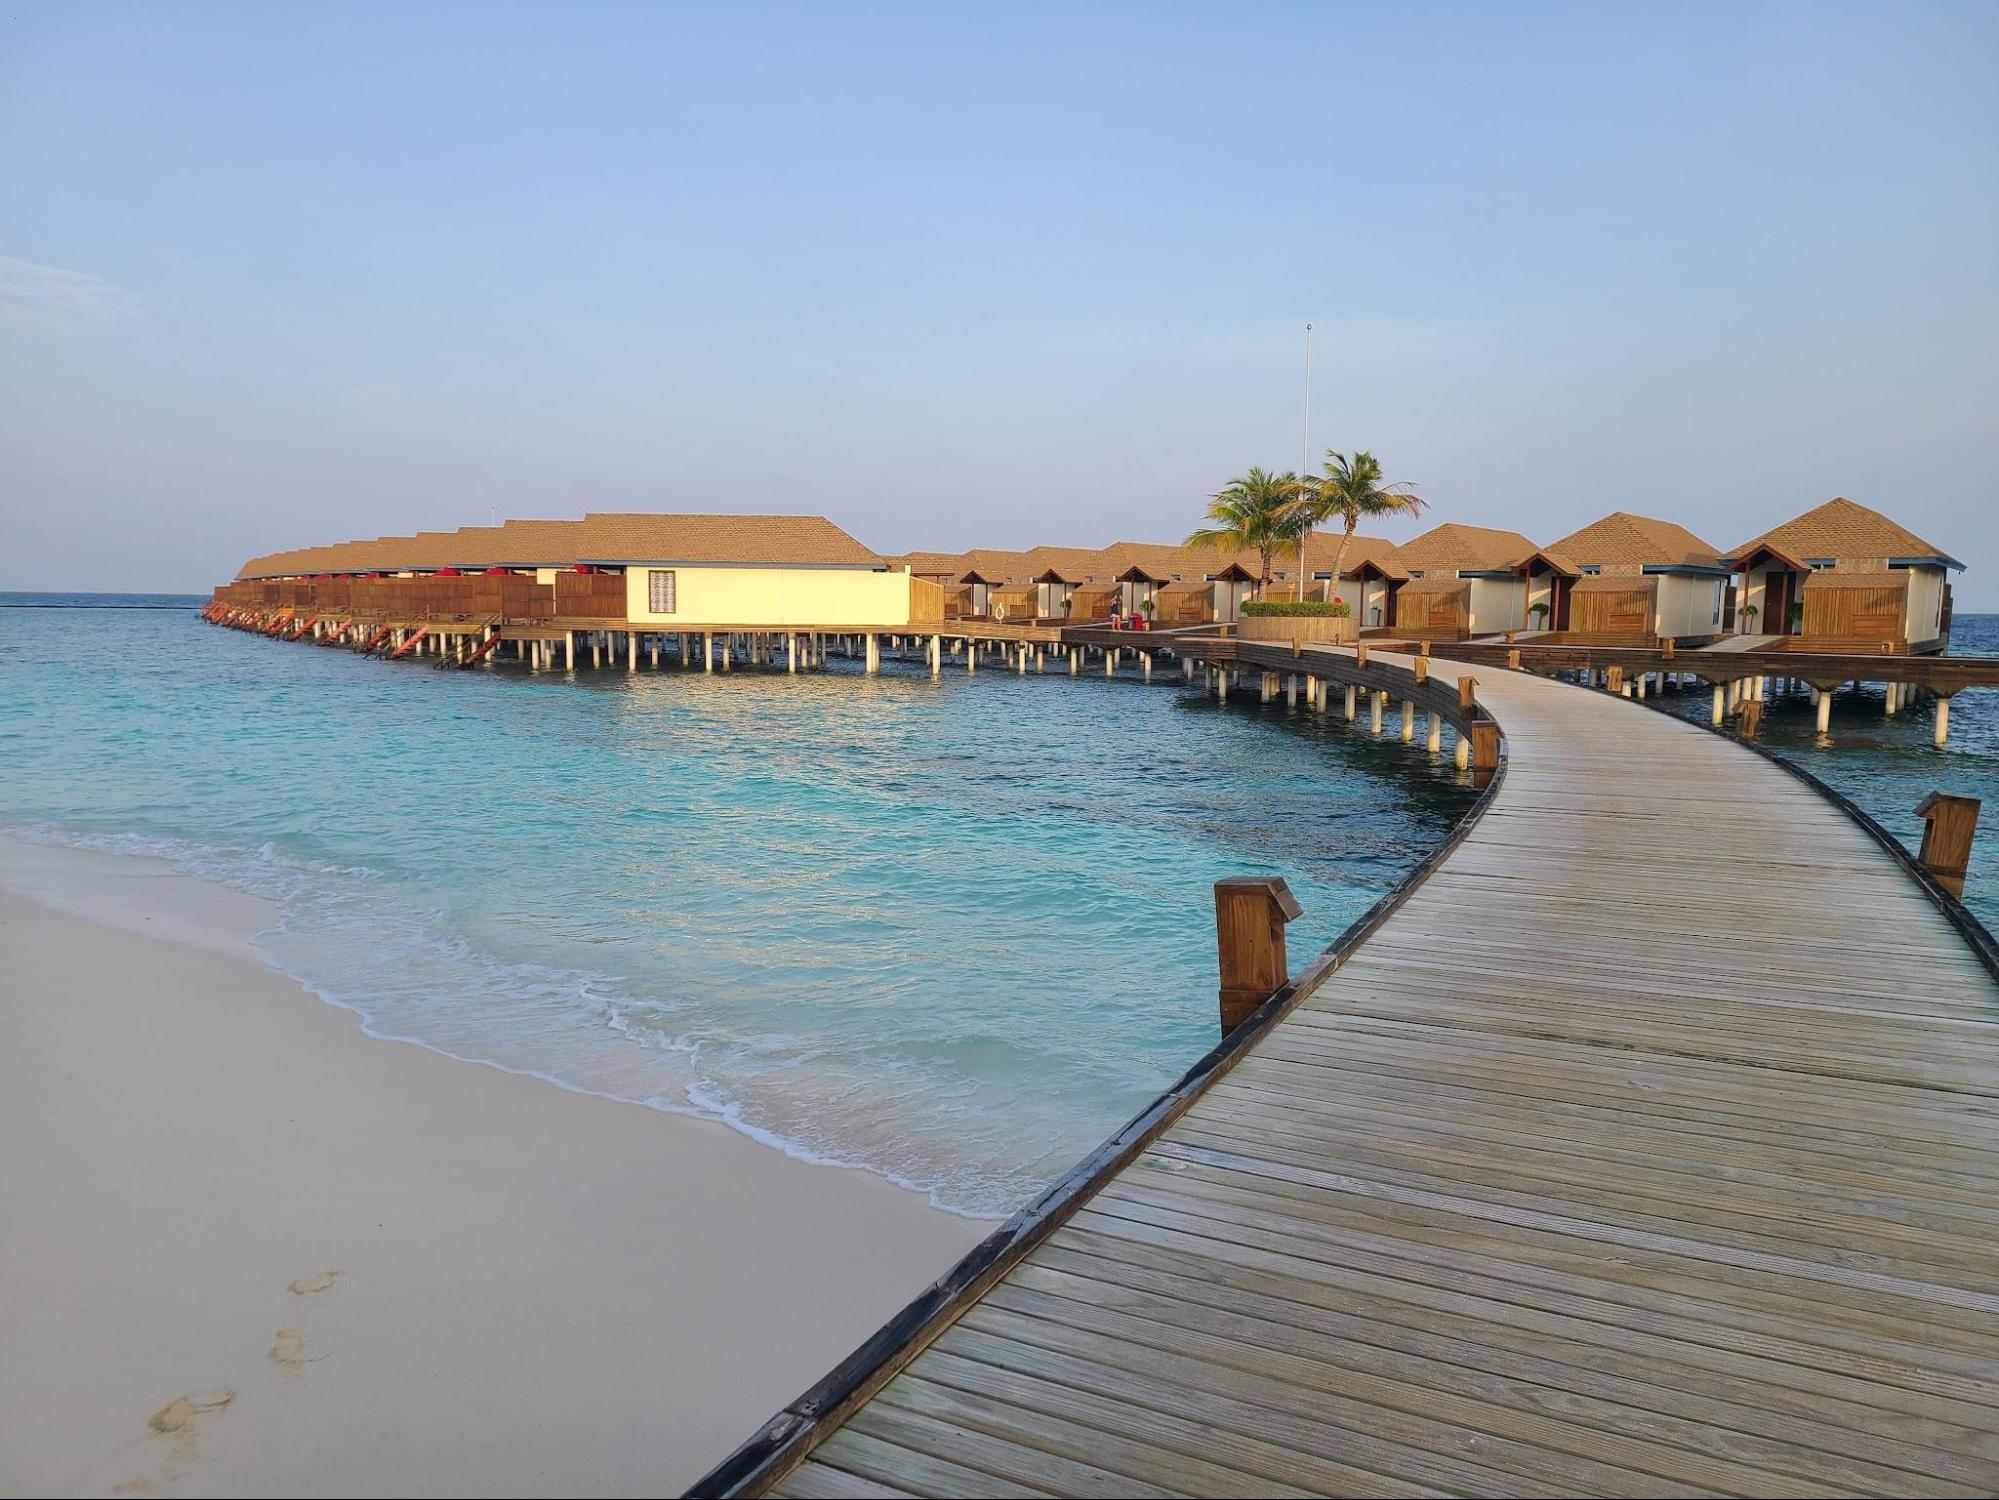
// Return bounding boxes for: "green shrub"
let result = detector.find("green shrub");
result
[1241,599,1351,618]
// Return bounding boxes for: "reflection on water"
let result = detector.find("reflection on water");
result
[1,597,1475,1214]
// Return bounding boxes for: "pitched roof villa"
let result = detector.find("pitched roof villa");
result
[1393,522,1538,577]
[1722,497,1963,651]
[1548,511,1725,572]
[237,514,881,579]
[223,493,1967,649]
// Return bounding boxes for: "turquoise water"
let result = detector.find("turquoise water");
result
[1649,614,1999,932]
[1,595,1477,1215]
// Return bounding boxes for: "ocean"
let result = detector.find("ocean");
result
[1,594,1476,1216]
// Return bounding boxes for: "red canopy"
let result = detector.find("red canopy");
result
[574,564,597,574]
[483,567,509,575]
[435,566,462,577]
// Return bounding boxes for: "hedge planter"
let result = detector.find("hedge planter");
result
[1238,614,1357,646]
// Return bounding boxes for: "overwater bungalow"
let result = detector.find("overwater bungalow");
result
[1528,511,1731,645]
[1114,564,1167,621]
[1722,497,1962,653]
[1032,567,1079,620]
[1391,522,1539,638]
[231,514,937,631]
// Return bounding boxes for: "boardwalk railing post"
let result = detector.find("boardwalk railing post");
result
[1738,700,1763,738]
[1214,876,1302,1036]
[1470,722,1500,786]
[1413,656,1428,684]
[1605,665,1624,694]
[1915,793,1980,898]
[1457,675,1478,713]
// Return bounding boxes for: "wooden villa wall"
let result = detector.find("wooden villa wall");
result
[214,575,555,621]
[553,570,630,619]
[1570,584,1653,639]
[907,576,946,625]
[1800,577,1909,651]
[1402,583,1470,637]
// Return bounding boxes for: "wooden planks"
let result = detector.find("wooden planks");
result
[743,650,1999,1500]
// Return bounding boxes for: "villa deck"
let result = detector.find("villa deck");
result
[702,646,1999,1499]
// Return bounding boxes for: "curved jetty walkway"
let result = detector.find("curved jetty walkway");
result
[700,645,1999,1500]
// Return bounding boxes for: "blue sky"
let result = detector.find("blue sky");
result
[3,1,1995,599]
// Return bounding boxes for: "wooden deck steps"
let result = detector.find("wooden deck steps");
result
[743,651,1999,1500]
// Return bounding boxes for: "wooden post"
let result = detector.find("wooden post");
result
[1356,643,1369,666]
[1507,648,1521,670]
[1213,876,1303,1036]
[1427,713,1442,754]
[1604,665,1624,694]
[1663,638,1676,660]
[1816,688,1832,734]
[1915,793,1979,897]
[1738,699,1763,738]
[1470,721,1500,783]
[865,633,880,674]
[1413,657,1429,684]
[1400,699,1415,742]
[1457,676,1478,714]
[564,631,575,670]
[1935,695,1952,747]
[1712,683,1724,725]
[1370,690,1385,735]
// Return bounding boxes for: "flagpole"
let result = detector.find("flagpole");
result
[1299,323,1312,601]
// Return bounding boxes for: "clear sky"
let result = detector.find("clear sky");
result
[3,1,1995,599]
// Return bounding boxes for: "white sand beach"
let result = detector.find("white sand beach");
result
[0,839,988,1498]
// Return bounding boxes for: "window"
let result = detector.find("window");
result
[648,569,677,614]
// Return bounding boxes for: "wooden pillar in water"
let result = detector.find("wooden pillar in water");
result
[1712,682,1725,725]
[1370,690,1385,735]
[627,632,638,672]
[929,634,941,676]
[1427,713,1442,753]
[865,633,880,674]
[1214,876,1302,1036]
[1344,683,1357,721]
[564,631,576,670]
[704,632,714,673]
[1738,700,1763,738]
[1400,699,1415,741]
[1816,687,1832,734]
[1935,695,1952,747]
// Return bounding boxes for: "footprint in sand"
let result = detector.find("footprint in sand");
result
[287,1270,341,1296]
[134,1388,234,1478]
[268,1327,331,1382]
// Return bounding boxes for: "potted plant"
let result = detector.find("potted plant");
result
[1528,600,1550,626]
[1740,602,1760,631]
[1788,600,1804,631]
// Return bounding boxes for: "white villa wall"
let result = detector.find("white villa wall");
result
[1466,576,1526,634]
[1904,565,1945,643]
[1655,574,1724,638]
[623,565,915,627]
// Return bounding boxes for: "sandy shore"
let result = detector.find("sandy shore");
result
[0,839,988,1497]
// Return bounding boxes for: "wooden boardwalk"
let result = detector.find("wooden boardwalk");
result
[704,648,1999,1499]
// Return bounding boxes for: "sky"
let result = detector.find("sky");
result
[3,1,1995,600]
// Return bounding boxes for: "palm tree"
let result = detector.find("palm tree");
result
[1285,450,1427,602]
[1185,468,1302,598]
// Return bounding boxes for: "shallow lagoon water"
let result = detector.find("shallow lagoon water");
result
[2,596,1479,1215]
